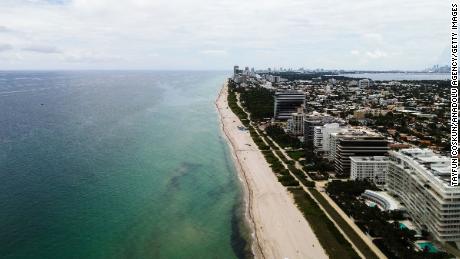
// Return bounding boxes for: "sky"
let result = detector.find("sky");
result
[0,0,452,70]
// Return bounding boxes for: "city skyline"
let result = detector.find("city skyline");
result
[0,0,451,70]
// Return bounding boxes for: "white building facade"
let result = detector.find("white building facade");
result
[350,156,389,185]
[387,149,460,243]
[287,112,304,136]
[313,123,343,153]
[313,126,323,149]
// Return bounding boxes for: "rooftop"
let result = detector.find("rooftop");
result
[391,148,453,188]
[275,89,305,95]
[336,127,383,138]
[362,190,403,211]
[350,156,389,162]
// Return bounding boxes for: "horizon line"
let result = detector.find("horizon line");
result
[0,69,450,73]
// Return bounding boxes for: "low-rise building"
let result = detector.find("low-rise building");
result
[361,190,403,211]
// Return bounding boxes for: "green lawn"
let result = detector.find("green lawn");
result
[290,189,361,259]
[309,188,379,259]
[287,150,305,160]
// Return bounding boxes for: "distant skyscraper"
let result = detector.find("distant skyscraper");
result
[233,65,239,77]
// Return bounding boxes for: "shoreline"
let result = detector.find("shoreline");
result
[215,82,328,259]
[216,84,263,258]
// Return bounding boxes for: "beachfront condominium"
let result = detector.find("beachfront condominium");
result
[350,156,389,186]
[286,108,304,136]
[333,128,389,177]
[313,123,345,154]
[274,90,305,120]
[313,126,323,149]
[386,148,460,243]
[304,112,344,146]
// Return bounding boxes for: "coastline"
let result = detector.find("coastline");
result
[215,82,328,259]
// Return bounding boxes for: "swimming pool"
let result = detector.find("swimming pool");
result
[417,242,438,253]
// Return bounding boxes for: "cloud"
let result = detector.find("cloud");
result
[362,33,383,42]
[366,50,388,59]
[200,50,228,56]
[0,26,13,33]
[62,50,122,63]
[0,43,13,52]
[350,50,360,55]
[22,45,61,54]
[0,0,450,70]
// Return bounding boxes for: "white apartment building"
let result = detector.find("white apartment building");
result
[350,156,389,186]
[358,79,371,88]
[387,148,460,243]
[313,123,343,154]
[329,132,340,161]
[321,123,343,154]
[327,126,352,161]
[287,111,304,136]
[313,126,323,149]
[303,112,345,145]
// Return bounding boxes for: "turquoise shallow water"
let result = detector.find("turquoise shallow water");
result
[0,71,246,258]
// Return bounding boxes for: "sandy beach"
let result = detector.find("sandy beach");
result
[216,84,328,259]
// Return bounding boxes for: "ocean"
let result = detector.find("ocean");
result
[0,71,248,259]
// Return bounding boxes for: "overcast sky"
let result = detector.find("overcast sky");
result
[0,0,451,70]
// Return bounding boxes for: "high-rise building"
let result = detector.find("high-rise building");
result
[286,108,304,136]
[334,129,388,176]
[313,123,344,154]
[387,149,460,242]
[304,112,344,146]
[350,156,389,185]
[358,79,371,88]
[329,132,340,161]
[274,90,305,120]
[244,67,250,75]
[313,126,323,148]
[233,65,240,77]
